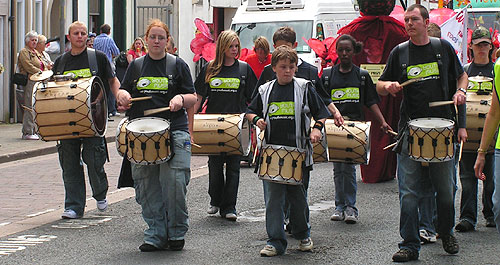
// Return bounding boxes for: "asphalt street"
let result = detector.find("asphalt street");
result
[0,156,500,264]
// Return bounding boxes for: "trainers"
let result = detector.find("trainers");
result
[441,234,459,254]
[392,249,419,262]
[419,229,437,244]
[22,134,39,140]
[168,239,185,251]
[260,245,278,257]
[486,218,496,228]
[455,220,474,232]
[330,209,344,221]
[96,199,108,212]
[61,209,80,219]
[207,205,219,214]
[225,213,237,221]
[139,243,161,252]
[344,207,358,224]
[299,237,313,252]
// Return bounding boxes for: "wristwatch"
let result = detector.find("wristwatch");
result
[457,87,467,94]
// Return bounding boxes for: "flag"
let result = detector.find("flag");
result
[440,6,468,64]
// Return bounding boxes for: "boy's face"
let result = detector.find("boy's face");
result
[272,58,297,85]
[273,40,298,49]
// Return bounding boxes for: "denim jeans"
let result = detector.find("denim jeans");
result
[263,178,310,255]
[493,150,500,234]
[458,152,495,226]
[333,162,358,214]
[57,137,108,216]
[417,166,437,234]
[132,130,191,248]
[397,134,456,252]
[208,154,241,215]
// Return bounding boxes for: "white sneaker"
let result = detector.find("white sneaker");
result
[330,209,344,221]
[225,213,237,221]
[61,209,80,219]
[419,229,437,244]
[22,134,39,140]
[207,205,219,214]
[97,199,108,212]
[260,245,278,257]
[344,207,358,224]
[299,237,313,252]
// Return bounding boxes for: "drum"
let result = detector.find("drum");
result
[126,117,171,165]
[408,118,454,162]
[325,120,371,164]
[115,118,129,157]
[192,114,251,156]
[258,145,306,185]
[312,128,329,163]
[464,93,494,152]
[32,77,108,141]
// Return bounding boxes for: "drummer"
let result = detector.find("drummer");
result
[456,27,496,232]
[246,45,330,257]
[321,34,391,224]
[52,21,121,220]
[376,4,468,262]
[115,19,197,252]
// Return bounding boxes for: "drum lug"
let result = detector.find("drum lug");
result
[70,84,77,88]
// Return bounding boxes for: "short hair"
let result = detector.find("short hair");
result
[273,27,296,45]
[406,4,429,20]
[336,34,363,54]
[167,36,175,49]
[427,23,441,38]
[271,45,298,67]
[37,34,47,44]
[145,19,170,40]
[100,24,111,34]
[254,36,270,54]
[68,21,88,35]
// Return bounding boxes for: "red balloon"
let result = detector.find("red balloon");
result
[389,5,405,24]
[429,8,456,26]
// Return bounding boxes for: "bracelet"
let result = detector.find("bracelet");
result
[477,148,487,154]
[252,116,261,125]
[179,94,185,106]
[458,87,467,94]
[313,121,324,131]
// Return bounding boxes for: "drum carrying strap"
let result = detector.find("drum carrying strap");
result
[55,48,99,76]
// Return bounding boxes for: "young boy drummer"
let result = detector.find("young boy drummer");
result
[246,45,330,256]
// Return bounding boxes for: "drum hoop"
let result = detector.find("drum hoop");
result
[264,144,307,154]
[126,117,171,135]
[238,113,252,156]
[408,118,454,132]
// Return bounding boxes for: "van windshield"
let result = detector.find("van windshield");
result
[232,21,313,53]
[468,11,500,30]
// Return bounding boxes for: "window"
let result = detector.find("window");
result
[17,0,25,52]
[34,0,42,34]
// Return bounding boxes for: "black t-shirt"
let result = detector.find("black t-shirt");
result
[321,65,379,120]
[121,54,195,132]
[380,39,464,129]
[465,61,494,91]
[53,48,115,94]
[247,79,330,147]
[194,60,257,114]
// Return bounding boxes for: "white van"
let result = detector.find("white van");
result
[231,0,359,65]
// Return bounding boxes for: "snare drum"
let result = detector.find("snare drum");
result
[192,114,251,156]
[464,93,494,152]
[258,145,305,185]
[116,118,129,157]
[408,118,454,162]
[32,77,108,141]
[325,120,371,164]
[126,117,171,165]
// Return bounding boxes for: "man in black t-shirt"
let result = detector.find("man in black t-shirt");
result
[376,5,468,262]
[52,21,121,220]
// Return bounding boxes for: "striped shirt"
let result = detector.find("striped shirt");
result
[93,33,120,63]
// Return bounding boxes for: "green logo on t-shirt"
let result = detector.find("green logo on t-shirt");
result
[64,68,92,78]
[268,101,295,117]
[468,80,492,91]
[136,77,169,91]
[407,62,439,79]
[331,87,360,101]
[209,77,240,89]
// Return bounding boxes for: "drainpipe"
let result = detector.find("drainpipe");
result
[9,0,16,123]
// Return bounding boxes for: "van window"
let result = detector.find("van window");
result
[232,21,313,53]
[468,11,500,30]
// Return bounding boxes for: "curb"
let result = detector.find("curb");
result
[0,135,116,164]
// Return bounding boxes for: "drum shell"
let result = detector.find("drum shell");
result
[116,118,129,157]
[408,118,454,162]
[464,93,494,152]
[126,117,171,165]
[325,120,371,164]
[32,77,108,141]
[192,114,251,156]
[258,145,305,185]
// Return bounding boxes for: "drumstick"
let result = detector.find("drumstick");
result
[130,96,152,102]
[429,101,454,107]
[383,142,397,150]
[21,105,33,112]
[400,78,420,87]
[458,140,464,162]
[192,143,202,148]
[387,129,398,136]
[341,124,366,145]
[144,107,171,116]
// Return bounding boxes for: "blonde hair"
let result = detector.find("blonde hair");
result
[205,30,240,83]
[254,36,270,54]
[37,35,47,44]
[68,21,87,35]
[129,37,147,53]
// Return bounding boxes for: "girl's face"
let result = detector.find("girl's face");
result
[336,39,354,65]
[224,39,239,60]
[134,40,143,50]
[146,27,167,55]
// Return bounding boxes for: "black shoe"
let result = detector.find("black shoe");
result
[441,234,459,254]
[168,239,185,251]
[486,218,496,228]
[392,249,419,262]
[455,220,474,232]
[139,243,161,252]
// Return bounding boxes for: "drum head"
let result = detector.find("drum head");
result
[408,118,454,130]
[239,113,251,156]
[90,77,108,136]
[127,117,170,134]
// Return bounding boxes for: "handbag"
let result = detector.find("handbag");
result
[13,73,28,86]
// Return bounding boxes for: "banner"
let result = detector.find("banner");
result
[440,6,468,64]
[454,0,499,9]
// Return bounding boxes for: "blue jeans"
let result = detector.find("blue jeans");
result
[493,150,500,234]
[397,135,456,252]
[263,178,310,255]
[333,162,358,213]
[458,152,495,226]
[208,154,241,215]
[417,166,437,234]
[57,137,108,216]
[132,130,191,248]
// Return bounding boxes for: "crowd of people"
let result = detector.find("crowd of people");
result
[15,3,500,262]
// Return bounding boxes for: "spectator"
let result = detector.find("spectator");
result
[86,37,93,48]
[36,35,53,70]
[166,36,177,55]
[126,37,147,63]
[244,36,271,79]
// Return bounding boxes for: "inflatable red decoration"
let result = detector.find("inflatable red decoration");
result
[429,8,456,26]
[358,0,395,16]
[190,18,216,62]
[389,5,405,24]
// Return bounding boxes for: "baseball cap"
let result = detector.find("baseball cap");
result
[471,27,492,45]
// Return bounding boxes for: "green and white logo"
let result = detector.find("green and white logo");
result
[407,62,439,79]
[268,101,294,117]
[136,77,169,91]
[331,87,360,101]
[64,68,92,78]
[468,80,492,91]
[209,77,240,89]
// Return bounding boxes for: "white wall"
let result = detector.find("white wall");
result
[78,1,88,26]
